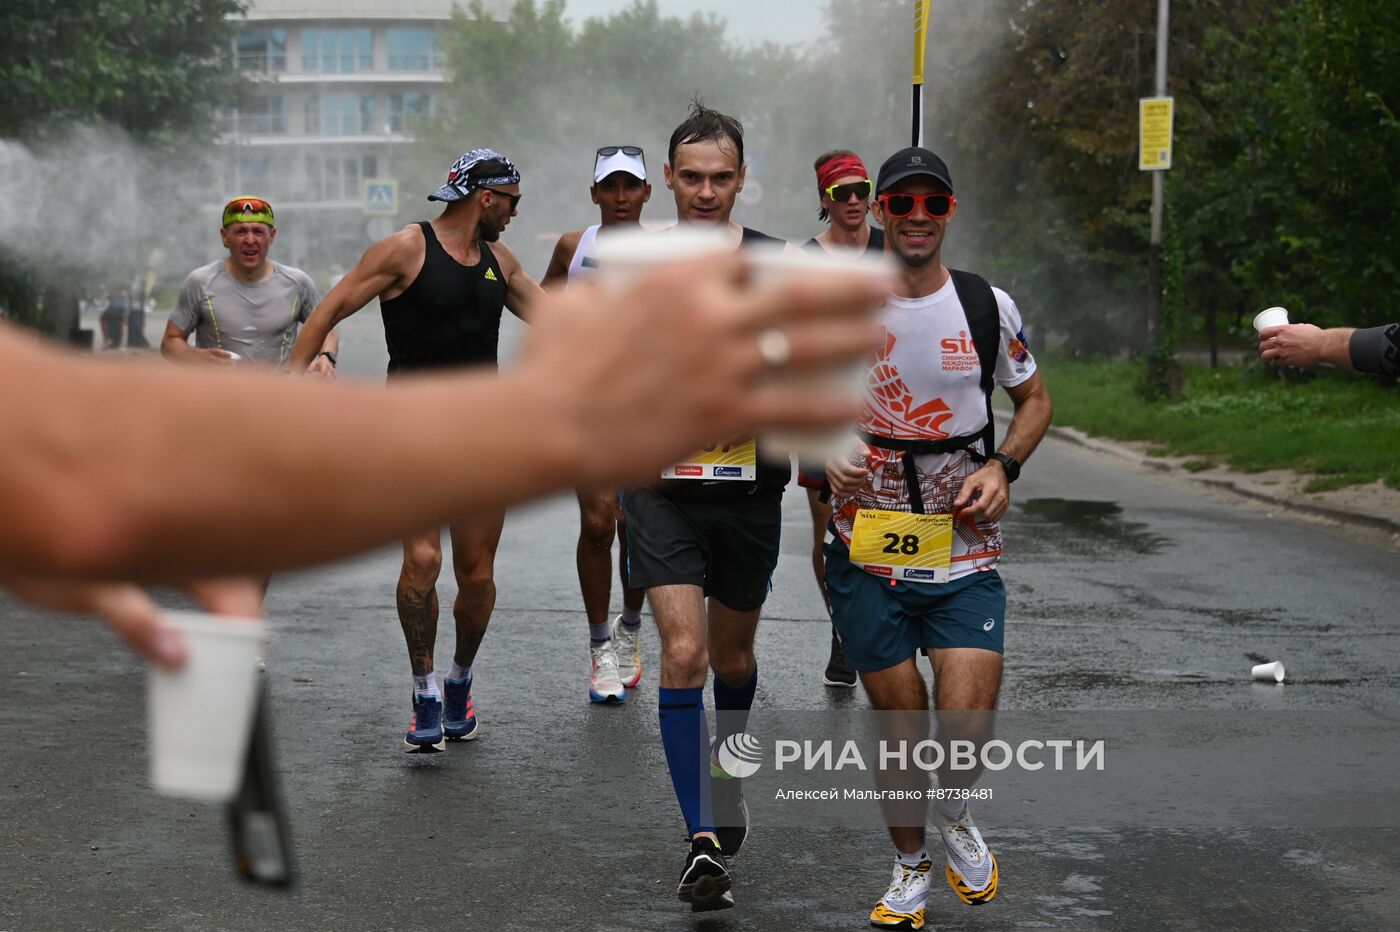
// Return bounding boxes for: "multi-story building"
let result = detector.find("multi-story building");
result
[220,0,509,275]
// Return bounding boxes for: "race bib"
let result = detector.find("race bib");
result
[848,508,953,583]
[661,439,757,481]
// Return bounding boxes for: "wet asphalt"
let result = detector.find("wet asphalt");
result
[2,311,1398,930]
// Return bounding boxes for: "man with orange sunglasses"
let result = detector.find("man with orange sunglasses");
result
[162,197,338,376]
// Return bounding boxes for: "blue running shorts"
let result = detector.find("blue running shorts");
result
[824,535,1006,672]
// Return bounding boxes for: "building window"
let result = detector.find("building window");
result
[232,153,289,201]
[308,154,380,201]
[301,28,374,74]
[235,29,288,73]
[304,94,375,136]
[388,93,435,133]
[222,96,287,136]
[386,28,443,71]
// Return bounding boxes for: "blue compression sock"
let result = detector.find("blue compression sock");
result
[712,665,758,753]
[658,686,714,837]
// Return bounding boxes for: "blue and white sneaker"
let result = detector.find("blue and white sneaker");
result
[404,693,446,753]
[443,674,480,741]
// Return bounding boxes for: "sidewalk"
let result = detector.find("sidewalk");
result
[1047,424,1400,539]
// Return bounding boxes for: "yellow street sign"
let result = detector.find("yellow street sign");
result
[1139,96,1174,171]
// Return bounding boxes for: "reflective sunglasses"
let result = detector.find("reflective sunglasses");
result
[484,188,522,209]
[877,192,956,219]
[823,179,873,203]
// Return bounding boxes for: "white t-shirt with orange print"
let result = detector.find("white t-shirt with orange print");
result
[830,274,1037,582]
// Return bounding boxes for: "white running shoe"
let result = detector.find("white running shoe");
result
[869,856,931,928]
[611,615,643,688]
[935,805,999,905]
[588,638,625,703]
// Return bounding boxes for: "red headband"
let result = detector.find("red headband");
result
[817,154,869,191]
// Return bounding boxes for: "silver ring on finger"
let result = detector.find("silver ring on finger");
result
[757,328,792,369]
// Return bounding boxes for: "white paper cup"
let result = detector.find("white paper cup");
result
[744,244,895,465]
[148,611,266,801]
[591,225,732,292]
[1252,307,1289,332]
[1251,660,1286,683]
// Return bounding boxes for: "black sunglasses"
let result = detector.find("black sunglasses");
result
[823,179,874,203]
[484,188,522,209]
[597,145,644,158]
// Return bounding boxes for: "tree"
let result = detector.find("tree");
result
[0,0,245,335]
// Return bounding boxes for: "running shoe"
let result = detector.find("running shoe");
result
[869,856,932,929]
[611,616,643,688]
[823,627,858,688]
[677,836,734,912]
[588,638,626,703]
[403,693,446,753]
[935,805,999,905]
[443,674,480,741]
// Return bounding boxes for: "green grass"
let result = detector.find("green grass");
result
[1040,358,1400,491]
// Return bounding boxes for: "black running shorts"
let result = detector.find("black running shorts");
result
[621,487,782,612]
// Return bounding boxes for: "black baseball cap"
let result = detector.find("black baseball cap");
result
[876,147,955,194]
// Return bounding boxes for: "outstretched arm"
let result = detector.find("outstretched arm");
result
[288,229,418,370]
[0,253,887,584]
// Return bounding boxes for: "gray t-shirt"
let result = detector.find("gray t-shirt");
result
[170,260,321,365]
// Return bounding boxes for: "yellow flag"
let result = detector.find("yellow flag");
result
[912,0,929,86]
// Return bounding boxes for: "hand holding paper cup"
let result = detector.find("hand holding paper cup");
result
[1252,307,1290,333]
[1251,660,1286,683]
[148,611,265,801]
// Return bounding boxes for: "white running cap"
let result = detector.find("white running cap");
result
[594,148,647,183]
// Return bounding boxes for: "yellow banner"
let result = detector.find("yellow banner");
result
[912,0,929,86]
[1139,97,1174,171]
[848,508,953,583]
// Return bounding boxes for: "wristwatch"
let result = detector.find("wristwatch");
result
[316,350,337,367]
[988,452,1021,483]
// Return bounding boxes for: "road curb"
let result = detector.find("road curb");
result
[1045,424,1400,536]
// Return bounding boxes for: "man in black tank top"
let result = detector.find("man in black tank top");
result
[622,100,786,914]
[795,149,885,692]
[290,149,544,754]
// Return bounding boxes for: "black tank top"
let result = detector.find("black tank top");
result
[801,226,885,256]
[380,221,508,375]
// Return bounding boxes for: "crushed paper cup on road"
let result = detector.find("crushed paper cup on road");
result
[148,611,265,802]
[1251,660,1286,683]
[1252,307,1290,332]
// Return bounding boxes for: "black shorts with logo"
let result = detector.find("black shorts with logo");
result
[621,487,782,612]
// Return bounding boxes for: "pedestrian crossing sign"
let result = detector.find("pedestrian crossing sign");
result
[364,180,398,216]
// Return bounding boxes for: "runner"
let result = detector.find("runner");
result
[161,196,338,374]
[541,145,652,703]
[823,148,1051,929]
[797,149,886,689]
[288,149,541,753]
[622,101,785,912]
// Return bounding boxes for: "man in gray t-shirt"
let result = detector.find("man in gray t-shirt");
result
[162,196,338,374]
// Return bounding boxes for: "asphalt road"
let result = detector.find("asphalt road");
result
[3,308,1398,930]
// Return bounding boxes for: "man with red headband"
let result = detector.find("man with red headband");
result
[162,196,338,376]
[795,150,885,690]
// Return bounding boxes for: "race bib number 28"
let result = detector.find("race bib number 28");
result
[848,508,953,583]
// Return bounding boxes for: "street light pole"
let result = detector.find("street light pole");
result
[1146,0,1170,355]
